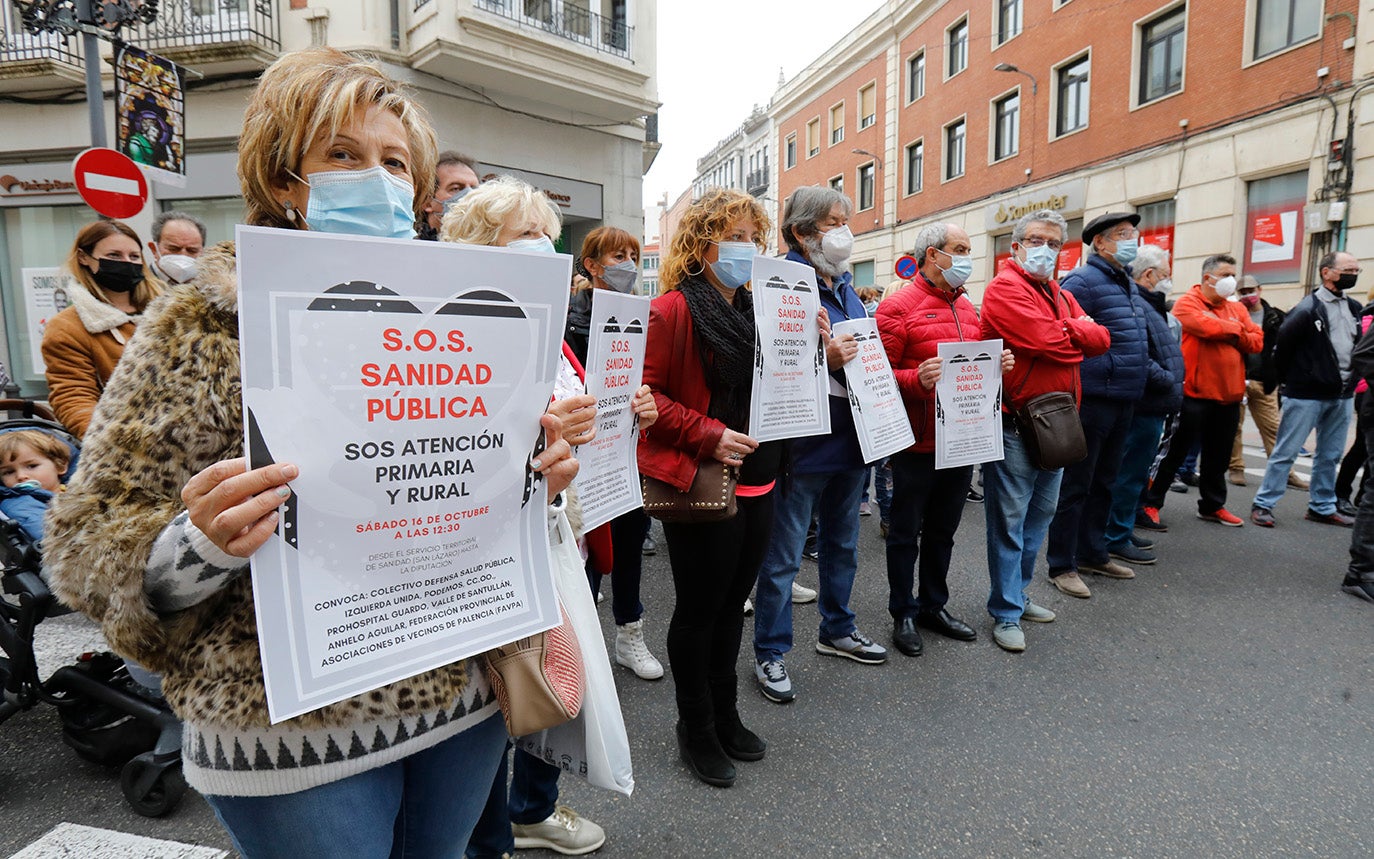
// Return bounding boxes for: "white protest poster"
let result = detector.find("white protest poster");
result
[577,289,651,531]
[236,226,571,723]
[933,338,1004,470]
[748,255,831,442]
[833,317,915,463]
[21,267,65,374]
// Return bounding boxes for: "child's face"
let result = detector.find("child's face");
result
[0,444,64,492]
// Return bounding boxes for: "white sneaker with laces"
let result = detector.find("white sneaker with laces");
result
[790,581,818,604]
[614,619,664,680]
[511,805,606,856]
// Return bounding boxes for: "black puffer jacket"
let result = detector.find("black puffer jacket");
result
[1275,290,1362,399]
[1243,298,1285,393]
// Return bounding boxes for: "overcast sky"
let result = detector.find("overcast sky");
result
[641,0,883,211]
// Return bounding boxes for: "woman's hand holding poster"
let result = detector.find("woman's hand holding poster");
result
[236,226,571,723]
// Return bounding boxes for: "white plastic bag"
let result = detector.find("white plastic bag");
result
[515,510,634,795]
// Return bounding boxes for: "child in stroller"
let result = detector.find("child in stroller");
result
[0,401,186,816]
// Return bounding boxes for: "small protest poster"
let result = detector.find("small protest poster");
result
[576,289,651,531]
[933,338,1004,469]
[114,44,186,187]
[748,255,830,442]
[236,226,571,722]
[832,317,915,463]
[21,267,65,375]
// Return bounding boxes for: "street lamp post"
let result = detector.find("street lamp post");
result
[994,62,1038,180]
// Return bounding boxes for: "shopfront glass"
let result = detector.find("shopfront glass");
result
[1244,171,1307,285]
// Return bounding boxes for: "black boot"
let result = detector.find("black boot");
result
[676,720,736,787]
[715,708,767,761]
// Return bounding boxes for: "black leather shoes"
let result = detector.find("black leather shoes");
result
[916,608,978,641]
[892,616,923,657]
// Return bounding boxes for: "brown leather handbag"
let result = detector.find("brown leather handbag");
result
[1010,287,1087,471]
[640,462,739,523]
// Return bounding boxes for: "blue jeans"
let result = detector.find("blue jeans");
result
[754,468,865,661]
[861,457,893,521]
[1253,396,1353,515]
[467,746,562,857]
[206,713,507,859]
[1104,414,1167,548]
[984,427,1063,624]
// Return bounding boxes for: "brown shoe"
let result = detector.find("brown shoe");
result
[1288,473,1310,491]
[1080,559,1136,579]
[1050,571,1092,598]
[1228,470,1248,487]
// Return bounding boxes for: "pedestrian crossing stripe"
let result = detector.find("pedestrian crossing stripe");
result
[9,823,228,859]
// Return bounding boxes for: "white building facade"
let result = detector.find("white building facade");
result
[690,106,777,254]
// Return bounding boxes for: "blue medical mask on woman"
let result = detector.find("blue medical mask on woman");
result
[1112,236,1139,266]
[1019,244,1059,280]
[710,241,756,290]
[508,236,556,254]
[300,166,417,239]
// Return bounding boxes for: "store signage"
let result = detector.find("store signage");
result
[478,162,603,220]
[985,180,1085,231]
[73,148,148,219]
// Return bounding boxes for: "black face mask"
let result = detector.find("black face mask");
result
[1335,272,1359,294]
[91,258,143,293]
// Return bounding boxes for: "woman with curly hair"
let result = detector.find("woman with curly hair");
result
[639,188,779,788]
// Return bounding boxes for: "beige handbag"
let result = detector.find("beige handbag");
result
[484,604,585,737]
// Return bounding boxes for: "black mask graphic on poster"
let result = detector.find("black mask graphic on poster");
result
[92,258,143,293]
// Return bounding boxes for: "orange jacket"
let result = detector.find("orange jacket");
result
[1171,285,1264,403]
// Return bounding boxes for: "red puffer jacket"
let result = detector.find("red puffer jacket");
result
[877,273,981,453]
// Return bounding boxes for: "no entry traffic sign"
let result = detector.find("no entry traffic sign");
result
[72,148,148,219]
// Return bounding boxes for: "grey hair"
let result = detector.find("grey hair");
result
[1200,253,1236,277]
[782,185,853,254]
[912,223,953,266]
[1133,244,1170,278]
[151,210,207,244]
[1011,209,1068,244]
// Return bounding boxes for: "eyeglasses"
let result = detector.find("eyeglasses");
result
[1106,228,1139,240]
[1021,238,1065,251]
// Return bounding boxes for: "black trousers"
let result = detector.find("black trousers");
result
[1046,396,1134,573]
[1337,391,1369,503]
[661,493,773,726]
[1143,396,1241,515]
[1348,421,1374,577]
[885,452,973,620]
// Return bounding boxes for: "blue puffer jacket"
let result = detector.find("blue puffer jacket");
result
[1135,285,1185,416]
[0,484,54,542]
[1060,254,1149,401]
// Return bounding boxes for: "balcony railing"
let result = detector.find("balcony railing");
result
[129,0,280,55]
[745,168,768,196]
[0,1,83,70]
[475,0,632,58]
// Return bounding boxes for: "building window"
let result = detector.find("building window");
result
[859,84,877,129]
[858,163,875,211]
[905,139,924,195]
[1055,54,1090,136]
[1136,198,1177,262]
[1254,0,1321,59]
[947,18,968,77]
[907,51,925,102]
[1244,171,1308,284]
[829,174,844,194]
[944,119,966,180]
[852,260,875,287]
[785,134,797,169]
[830,103,845,145]
[997,0,1022,45]
[806,119,820,157]
[1140,6,1185,104]
[993,91,1019,161]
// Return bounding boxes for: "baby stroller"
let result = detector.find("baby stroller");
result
[0,400,186,816]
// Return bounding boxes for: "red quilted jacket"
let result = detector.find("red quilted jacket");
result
[877,274,981,453]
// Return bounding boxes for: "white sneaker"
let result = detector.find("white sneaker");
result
[512,804,606,855]
[614,619,664,680]
[791,581,818,604]
[743,597,754,615]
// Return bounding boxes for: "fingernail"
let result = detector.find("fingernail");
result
[276,486,291,498]
[531,458,542,470]
[281,465,299,479]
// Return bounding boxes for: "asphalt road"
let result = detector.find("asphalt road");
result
[3,442,1372,858]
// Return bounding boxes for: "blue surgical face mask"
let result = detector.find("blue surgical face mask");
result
[508,236,556,254]
[1019,244,1059,280]
[1112,236,1139,266]
[440,187,473,218]
[936,249,973,289]
[710,241,756,290]
[300,166,417,240]
[601,259,639,293]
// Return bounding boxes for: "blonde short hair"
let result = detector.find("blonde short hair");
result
[237,48,438,230]
[439,175,562,247]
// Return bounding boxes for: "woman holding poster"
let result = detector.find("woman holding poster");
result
[640,188,780,788]
[44,49,580,858]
